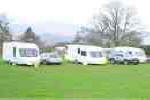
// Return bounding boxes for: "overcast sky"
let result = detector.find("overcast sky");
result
[0,0,150,42]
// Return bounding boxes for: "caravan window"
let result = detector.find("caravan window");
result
[81,51,87,56]
[13,47,16,57]
[78,48,80,54]
[19,48,38,57]
[90,51,102,58]
[135,52,144,57]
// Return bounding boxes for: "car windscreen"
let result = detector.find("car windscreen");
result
[90,51,102,58]
[49,54,59,58]
[116,54,123,57]
[19,48,38,57]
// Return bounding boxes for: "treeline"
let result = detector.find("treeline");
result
[0,15,44,55]
[74,1,143,48]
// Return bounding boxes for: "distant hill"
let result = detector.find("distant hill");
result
[39,33,74,43]
[9,22,76,43]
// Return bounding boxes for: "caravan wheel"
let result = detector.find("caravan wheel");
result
[110,59,115,64]
[74,60,78,64]
[8,60,13,65]
[8,60,16,66]
[83,62,88,65]
[124,60,128,65]
[12,62,16,66]
[43,60,47,65]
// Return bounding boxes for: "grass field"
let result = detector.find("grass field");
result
[0,60,150,99]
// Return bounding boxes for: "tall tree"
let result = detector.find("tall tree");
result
[0,14,12,47]
[76,1,143,47]
[21,26,36,42]
[21,26,44,48]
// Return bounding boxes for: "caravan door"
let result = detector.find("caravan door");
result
[78,50,88,65]
[9,47,18,65]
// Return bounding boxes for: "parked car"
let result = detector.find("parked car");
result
[40,53,63,64]
[147,56,150,62]
[110,53,139,65]
[109,47,146,64]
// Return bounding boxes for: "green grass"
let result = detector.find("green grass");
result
[0,60,150,99]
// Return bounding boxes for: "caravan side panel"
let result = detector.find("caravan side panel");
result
[65,45,79,61]
[3,43,13,61]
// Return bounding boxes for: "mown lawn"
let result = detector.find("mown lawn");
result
[0,60,150,99]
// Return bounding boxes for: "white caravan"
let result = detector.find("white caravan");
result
[3,42,40,65]
[109,47,147,63]
[65,45,107,65]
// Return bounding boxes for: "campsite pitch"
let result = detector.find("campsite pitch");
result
[0,61,150,99]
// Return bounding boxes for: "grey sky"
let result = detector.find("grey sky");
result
[0,0,150,43]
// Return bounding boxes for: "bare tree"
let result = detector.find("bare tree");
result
[34,36,44,48]
[20,26,44,48]
[21,26,36,42]
[73,32,82,43]
[0,14,12,47]
[76,1,143,47]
